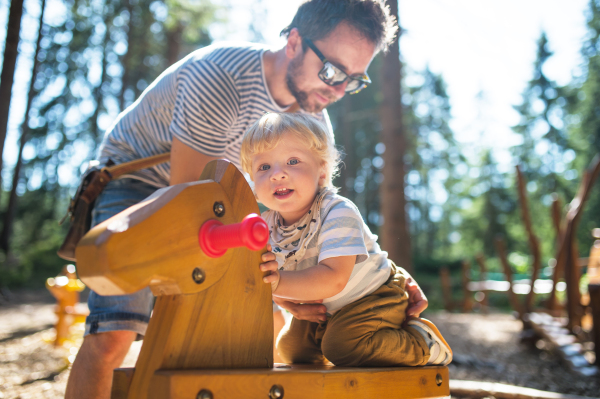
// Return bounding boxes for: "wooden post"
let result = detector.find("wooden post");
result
[515,166,542,314]
[495,237,523,319]
[587,229,600,365]
[46,264,87,345]
[439,266,453,312]
[562,156,600,330]
[547,194,563,312]
[461,260,472,313]
[474,254,489,312]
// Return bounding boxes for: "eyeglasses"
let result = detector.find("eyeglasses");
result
[303,38,371,95]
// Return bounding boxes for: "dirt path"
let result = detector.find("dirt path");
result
[0,291,598,398]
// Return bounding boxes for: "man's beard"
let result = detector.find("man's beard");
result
[286,58,337,113]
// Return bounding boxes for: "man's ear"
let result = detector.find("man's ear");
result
[285,28,303,59]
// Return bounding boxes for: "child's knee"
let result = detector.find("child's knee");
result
[321,337,364,366]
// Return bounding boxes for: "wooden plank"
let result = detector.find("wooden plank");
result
[450,380,599,399]
[148,365,450,399]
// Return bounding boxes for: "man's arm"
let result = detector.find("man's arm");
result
[170,136,219,185]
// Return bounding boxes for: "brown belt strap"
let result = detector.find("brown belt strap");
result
[104,152,171,179]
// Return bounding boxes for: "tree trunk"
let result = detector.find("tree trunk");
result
[0,0,25,188]
[380,0,412,273]
[119,1,134,111]
[166,22,183,67]
[0,0,46,254]
[91,2,110,141]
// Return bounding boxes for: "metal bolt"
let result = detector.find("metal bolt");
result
[192,268,205,284]
[436,373,443,386]
[269,384,284,399]
[197,389,213,399]
[213,202,225,217]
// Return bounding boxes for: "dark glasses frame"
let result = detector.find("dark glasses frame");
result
[303,38,371,95]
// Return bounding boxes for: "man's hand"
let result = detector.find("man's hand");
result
[260,245,281,290]
[405,275,428,317]
[273,296,328,323]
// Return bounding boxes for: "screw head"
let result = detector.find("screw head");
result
[436,373,443,386]
[269,384,284,399]
[197,389,213,399]
[192,268,205,284]
[213,202,225,217]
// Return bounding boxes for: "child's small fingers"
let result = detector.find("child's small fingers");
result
[261,252,276,262]
[260,261,278,272]
[266,244,272,251]
[262,273,278,284]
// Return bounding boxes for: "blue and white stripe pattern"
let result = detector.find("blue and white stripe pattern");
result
[266,191,392,315]
[98,42,331,188]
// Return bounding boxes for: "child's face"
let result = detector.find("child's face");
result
[251,133,326,226]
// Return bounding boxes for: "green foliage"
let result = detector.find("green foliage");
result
[0,0,220,288]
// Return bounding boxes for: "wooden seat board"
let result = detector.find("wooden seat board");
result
[141,365,449,399]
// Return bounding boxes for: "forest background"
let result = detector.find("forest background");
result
[0,0,599,310]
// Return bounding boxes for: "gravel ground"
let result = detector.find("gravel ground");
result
[0,290,598,399]
[426,312,600,397]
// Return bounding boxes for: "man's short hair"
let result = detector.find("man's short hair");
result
[281,0,398,54]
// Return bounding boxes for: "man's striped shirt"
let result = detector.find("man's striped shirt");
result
[98,42,331,187]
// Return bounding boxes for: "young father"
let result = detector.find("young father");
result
[65,1,428,398]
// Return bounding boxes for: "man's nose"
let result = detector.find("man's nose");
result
[332,81,348,99]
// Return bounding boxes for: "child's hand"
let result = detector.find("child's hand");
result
[260,244,281,292]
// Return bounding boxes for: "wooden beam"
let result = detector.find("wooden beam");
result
[145,365,450,399]
[450,380,598,399]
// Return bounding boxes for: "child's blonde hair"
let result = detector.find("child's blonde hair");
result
[241,112,340,190]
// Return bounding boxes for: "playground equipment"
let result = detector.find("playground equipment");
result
[46,264,88,346]
[75,160,450,399]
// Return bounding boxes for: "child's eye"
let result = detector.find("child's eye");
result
[258,164,270,171]
[288,159,299,165]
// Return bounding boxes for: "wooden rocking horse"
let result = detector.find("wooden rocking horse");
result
[76,159,450,399]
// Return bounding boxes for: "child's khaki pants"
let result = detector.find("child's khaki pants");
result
[277,265,430,367]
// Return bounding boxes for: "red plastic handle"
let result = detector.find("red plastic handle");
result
[198,213,269,258]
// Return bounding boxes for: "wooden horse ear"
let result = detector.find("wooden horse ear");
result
[199,159,233,182]
[200,159,259,222]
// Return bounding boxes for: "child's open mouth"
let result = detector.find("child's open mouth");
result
[274,188,294,198]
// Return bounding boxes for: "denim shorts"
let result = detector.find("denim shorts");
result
[84,178,160,337]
